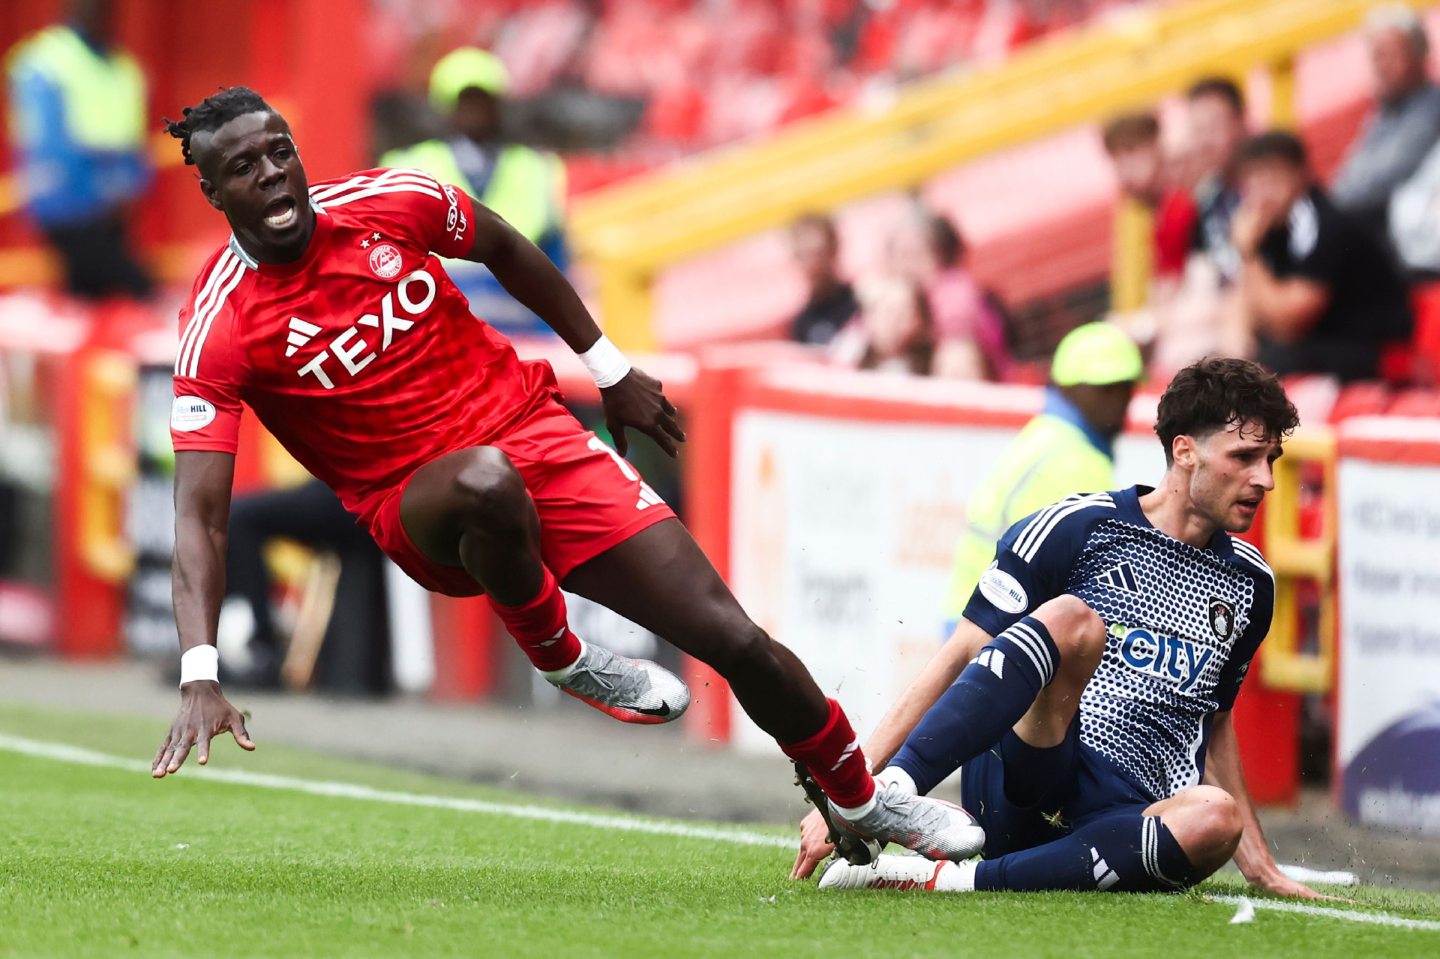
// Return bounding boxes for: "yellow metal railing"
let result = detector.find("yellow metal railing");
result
[574,0,1430,349]
[1260,430,1337,694]
[78,350,138,583]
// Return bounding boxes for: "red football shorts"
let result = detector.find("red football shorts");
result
[368,401,676,597]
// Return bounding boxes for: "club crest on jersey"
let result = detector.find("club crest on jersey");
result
[1208,597,1236,640]
[368,242,403,279]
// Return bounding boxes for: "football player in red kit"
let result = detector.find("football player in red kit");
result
[151,87,982,865]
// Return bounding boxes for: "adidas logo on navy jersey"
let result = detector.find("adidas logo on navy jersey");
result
[1098,562,1139,592]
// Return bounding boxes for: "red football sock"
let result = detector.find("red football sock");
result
[489,567,582,672]
[779,698,875,809]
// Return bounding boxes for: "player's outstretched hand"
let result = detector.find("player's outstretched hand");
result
[151,681,255,779]
[601,367,686,458]
[1250,867,1353,902]
[790,808,836,880]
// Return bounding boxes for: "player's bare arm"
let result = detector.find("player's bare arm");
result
[1203,711,1340,901]
[152,450,254,779]
[461,198,685,457]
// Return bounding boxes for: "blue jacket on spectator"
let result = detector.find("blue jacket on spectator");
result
[6,23,150,228]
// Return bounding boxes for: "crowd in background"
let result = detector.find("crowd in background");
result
[790,4,1440,388]
[1101,3,1429,386]
[8,2,1439,388]
[371,0,1150,184]
[787,204,1013,378]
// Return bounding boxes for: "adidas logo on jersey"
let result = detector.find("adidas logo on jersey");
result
[291,267,438,389]
[1098,562,1139,592]
[285,317,321,358]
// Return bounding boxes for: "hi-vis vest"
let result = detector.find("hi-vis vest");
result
[6,25,145,151]
[379,138,563,244]
[942,413,1116,622]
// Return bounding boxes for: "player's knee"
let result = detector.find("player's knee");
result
[451,447,527,531]
[1169,786,1242,866]
[706,618,781,681]
[1036,594,1106,665]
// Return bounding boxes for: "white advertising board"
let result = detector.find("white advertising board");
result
[1337,453,1440,835]
[727,408,1165,754]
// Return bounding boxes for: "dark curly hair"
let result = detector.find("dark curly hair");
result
[163,87,274,167]
[1155,358,1299,465]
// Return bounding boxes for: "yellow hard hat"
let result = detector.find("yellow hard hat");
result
[1051,322,1144,387]
[429,48,509,113]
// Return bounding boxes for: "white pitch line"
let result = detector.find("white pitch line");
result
[1209,895,1440,932]
[3,732,1439,933]
[0,733,791,850]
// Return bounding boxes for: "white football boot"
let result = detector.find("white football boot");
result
[829,779,985,862]
[542,640,690,725]
[818,854,978,892]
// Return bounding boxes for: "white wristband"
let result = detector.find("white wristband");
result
[578,334,632,389]
[179,645,220,686]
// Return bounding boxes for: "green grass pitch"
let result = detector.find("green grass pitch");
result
[1,702,1437,959]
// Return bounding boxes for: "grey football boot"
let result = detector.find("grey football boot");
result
[543,641,690,725]
[829,780,985,862]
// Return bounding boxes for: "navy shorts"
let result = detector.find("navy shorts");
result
[959,720,1156,858]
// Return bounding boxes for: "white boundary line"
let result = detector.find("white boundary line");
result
[0,733,791,850]
[1210,895,1440,932]
[3,732,1439,932]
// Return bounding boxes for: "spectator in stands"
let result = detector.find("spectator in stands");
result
[5,0,153,300]
[1101,109,1246,379]
[940,322,1142,634]
[787,212,857,346]
[381,48,566,333]
[1388,135,1440,277]
[1232,131,1412,383]
[831,274,935,375]
[887,205,1011,380]
[1186,76,1249,283]
[1332,5,1440,244]
[1100,111,1197,289]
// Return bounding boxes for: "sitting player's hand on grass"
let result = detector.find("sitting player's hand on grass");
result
[1247,863,1351,902]
[601,368,686,457]
[790,808,836,880]
[151,681,255,779]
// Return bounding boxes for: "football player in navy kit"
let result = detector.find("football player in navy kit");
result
[799,358,1337,899]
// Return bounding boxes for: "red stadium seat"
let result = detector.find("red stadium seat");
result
[1387,388,1440,418]
[1328,381,1391,423]
[1410,281,1440,386]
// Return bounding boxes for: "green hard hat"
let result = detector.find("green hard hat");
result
[430,47,509,112]
[1051,322,1144,387]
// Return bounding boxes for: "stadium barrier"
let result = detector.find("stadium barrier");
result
[1260,432,1336,695]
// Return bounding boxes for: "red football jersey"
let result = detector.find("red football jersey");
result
[170,168,560,521]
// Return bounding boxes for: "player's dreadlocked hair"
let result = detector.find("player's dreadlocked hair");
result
[163,87,274,167]
[1154,358,1299,465]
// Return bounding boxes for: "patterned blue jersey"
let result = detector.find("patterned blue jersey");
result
[963,486,1274,802]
